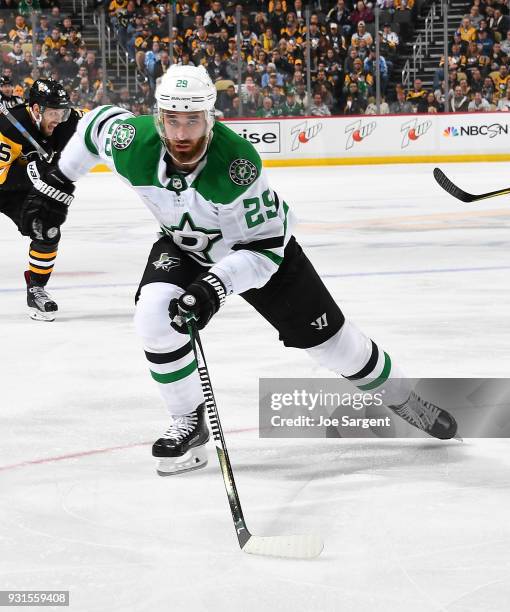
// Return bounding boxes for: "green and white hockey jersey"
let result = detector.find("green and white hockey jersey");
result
[58,105,292,294]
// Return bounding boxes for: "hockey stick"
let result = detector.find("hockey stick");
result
[186,317,324,559]
[0,102,51,162]
[433,167,510,203]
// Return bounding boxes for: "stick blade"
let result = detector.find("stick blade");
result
[242,534,324,559]
[433,167,473,202]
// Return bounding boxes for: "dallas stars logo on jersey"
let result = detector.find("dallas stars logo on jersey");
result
[161,212,222,265]
[152,253,180,271]
[229,159,258,186]
[112,124,136,150]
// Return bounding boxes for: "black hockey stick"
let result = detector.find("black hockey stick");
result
[0,102,51,162]
[186,316,323,559]
[433,167,510,203]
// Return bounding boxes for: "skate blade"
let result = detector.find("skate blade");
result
[29,308,56,322]
[155,447,208,476]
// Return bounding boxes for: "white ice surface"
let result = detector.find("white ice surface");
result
[1,163,510,611]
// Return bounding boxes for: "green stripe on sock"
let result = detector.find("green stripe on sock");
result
[150,359,197,384]
[357,352,392,391]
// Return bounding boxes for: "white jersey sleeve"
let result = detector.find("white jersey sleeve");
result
[58,105,135,181]
[209,167,290,295]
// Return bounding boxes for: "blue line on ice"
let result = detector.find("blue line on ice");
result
[2,265,510,293]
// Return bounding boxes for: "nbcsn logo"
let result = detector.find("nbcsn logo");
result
[443,127,460,137]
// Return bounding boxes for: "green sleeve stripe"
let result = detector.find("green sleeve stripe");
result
[357,353,392,391]
[84,105,114,156]
[256,249,284,266]
[150,359,197,384]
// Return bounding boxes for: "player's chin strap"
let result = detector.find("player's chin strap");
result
[0,102,52,162]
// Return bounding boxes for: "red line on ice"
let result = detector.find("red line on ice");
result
[0,426,258,472]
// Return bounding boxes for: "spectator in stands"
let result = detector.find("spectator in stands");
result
[468,90,491,111]
[425,91,441,113]
[489,41,507,68]
[9,15,31,44]
[501,30,510,55]
[351,21,373,49]
[279,88,304,116]
[48,6,62,29]
[204,1,226,27]
[464,40,489,79]
[350,2,374,28]
[477,29,494,56]
[363,46,388,93]
[449,84,470,112]
[295,81,309,109]
[217,84,238,117]
[45,28,67,53]
[406,78,428,112]
[491,63,510,100]
[57,50,79,83]
[380,22,399,74]
[7,41,24,65]
[467,5,484,29]
[457,17,477,44]
[85,50,99,82]
[0,17,9,44]
[489,8,509,42]
[34,14,51,44]
[481,76,495,104]
[470,67,484,94]
[343,81,366,114]
[497,87,510,110]
[326,0,352,37]
[153,50,171,84]
[256,95,276,117]
[14,51,34,82]
[390,87,414,113]
[309,92,331,116]
[394,0,414,9]
[365,95,390,114]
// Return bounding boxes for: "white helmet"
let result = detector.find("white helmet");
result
[155,64,217,167]
[155,64,217,113]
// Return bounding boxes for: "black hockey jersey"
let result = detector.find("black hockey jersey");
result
[0,104,83,192]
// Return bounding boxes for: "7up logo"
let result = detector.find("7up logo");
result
[345,120,377,150]
[401,118,432,149]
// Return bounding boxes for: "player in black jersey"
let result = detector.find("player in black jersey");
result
[0,76,24,109]
[0,78,82,321]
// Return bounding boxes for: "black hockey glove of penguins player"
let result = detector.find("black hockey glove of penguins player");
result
[169,273,227,333]
[20,161,75,242]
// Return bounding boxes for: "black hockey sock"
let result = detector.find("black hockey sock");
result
[28,240,59,286]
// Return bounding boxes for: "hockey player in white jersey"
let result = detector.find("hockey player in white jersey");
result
[24,65,458,475]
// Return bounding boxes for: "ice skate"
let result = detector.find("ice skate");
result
[153,404,209,476]
[25,272,58,322]
[388,391,458,440]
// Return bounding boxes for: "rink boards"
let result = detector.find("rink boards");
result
[87,111,510,171]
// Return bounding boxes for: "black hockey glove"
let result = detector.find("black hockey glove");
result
[169,273,227,334]
[20,161,75,242]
